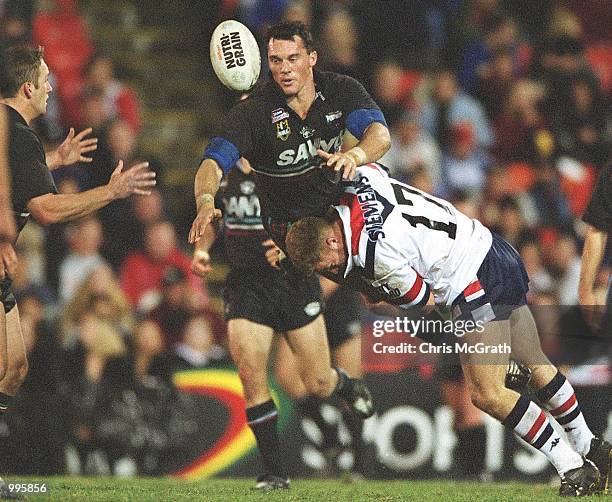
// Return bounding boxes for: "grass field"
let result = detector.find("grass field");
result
[4,477,571,501]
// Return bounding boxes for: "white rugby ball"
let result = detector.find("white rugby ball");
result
[210,20,261,91]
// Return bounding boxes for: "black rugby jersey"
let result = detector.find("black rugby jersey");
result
[583,163,612,232]
[5,105,57,234]
[218,70,382,222]
[219,167,270,270]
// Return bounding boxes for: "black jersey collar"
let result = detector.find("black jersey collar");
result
[5,105,28,127]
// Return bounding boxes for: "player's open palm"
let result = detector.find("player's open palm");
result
[56,127,98,166]
[108,160,156,199]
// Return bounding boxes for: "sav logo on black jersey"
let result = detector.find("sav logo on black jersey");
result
[276,133,343,166]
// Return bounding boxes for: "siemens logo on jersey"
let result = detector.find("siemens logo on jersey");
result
[354,176,385,241]
[276,133,343,166]
[223,195,260,218]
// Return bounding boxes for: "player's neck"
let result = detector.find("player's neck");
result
[286,80,316,119]
[1,99,36,125]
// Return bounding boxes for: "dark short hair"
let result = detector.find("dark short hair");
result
[267,21,315,53]
[4,45,44,97]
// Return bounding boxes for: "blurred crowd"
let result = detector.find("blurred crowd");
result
[0,0,609,476]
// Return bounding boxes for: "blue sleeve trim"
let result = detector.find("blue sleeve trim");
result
[203,137,240,175]
[346,108,387,139]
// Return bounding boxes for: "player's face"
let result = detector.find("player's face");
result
[315,238,346,276]
[267,36,317,97]
[31,60,52,117]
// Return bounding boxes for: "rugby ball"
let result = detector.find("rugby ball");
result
[210,20,261,91]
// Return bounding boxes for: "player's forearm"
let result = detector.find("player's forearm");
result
[195,223,217,253]
[347,122,391,165]
[27,185,114,225]
[0,107,10,207]
[579,225,608,297]
[194,158,223,212]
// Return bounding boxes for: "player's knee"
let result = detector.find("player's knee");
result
[302,373,330,398]
[469,383,503,413]
[6,353,28,386]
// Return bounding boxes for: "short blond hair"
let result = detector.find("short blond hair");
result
[286,215,333,275]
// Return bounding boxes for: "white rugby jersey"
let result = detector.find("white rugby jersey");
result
[336,164,492,306]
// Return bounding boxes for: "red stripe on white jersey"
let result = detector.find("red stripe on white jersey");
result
[339,194,364,256]
[463,279,485,302]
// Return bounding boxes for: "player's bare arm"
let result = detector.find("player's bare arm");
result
[579,224,608,326]
[317,122,390,181]
[188,158,223,243]
[0,241,17,280]
[262,238,285,270]
[26,160,155,225]
[0,107,16,243]
[45,127,98,171]
[191,223,218,277]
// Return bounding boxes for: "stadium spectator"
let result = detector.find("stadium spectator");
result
[58,216,107,304]
[473,47,518,120]
[418,69,493,153]
[62,265,133,343]
[379,111,442,190]
[550,234,582,305]
[151,314,227,381]
[440,122,492,198]
[61,311,127,474]
[32,0,94,126]
[518,240,554,301]
[493,78,551,163]
[83,55,141,133]
[121,219,206,312]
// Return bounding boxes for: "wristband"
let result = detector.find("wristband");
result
[198,193,215,208]
[346,146,367,166]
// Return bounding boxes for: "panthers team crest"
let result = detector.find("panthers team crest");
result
[276,120,291,141]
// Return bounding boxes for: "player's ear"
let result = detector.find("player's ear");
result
[23,82,32,98]
[309,50,317,67]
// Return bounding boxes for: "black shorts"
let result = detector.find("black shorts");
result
[0,277,16,314]
[223,268,324,333]
[325,286,362,350]
[452,233,529,323]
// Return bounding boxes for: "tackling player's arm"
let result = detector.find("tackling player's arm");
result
[27,160,155,225]
[578,224,608,307]
[0,106,16,243]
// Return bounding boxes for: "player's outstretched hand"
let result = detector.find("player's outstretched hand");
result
[55,127,98,167]
[317,148,357,181]
[107,160,156,199]
[262,238,285,269]
[192,249,213,277]
[0,242,17,280]
[188,206,222,244]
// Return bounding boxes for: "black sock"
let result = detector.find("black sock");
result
[0,393,13,413]
[455,425,487,477]
[246,400,285,478]
[296,395,337,450]
[342,408,366,474]
[333,367,354,401]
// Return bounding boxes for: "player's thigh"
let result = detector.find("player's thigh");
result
[285,314,331,379]
[227,318,274,374]
[332,335,362,378]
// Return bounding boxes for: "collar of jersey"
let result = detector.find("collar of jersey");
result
[334,204,354,278]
